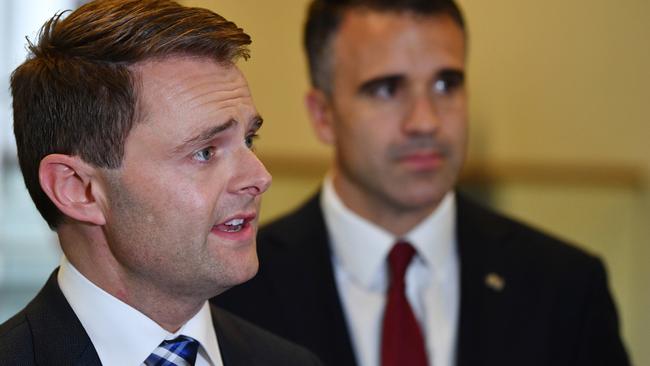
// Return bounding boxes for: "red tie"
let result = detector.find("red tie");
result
[381,241,428,366]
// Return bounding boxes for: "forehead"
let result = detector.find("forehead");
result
[134,56,250,114]
[130,56,254,139]
[331,10,466,79]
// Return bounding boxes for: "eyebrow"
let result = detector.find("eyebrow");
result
[437,68,465,81]
[181,119,236,149]
[173,115,263,154]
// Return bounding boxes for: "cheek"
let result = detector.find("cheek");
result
[340,130,389,172]
[437,107,467,138]
[188,167,234,212]
[126,174,212,229]
[172,184,223,224]
[446,97,468,130]
[337,105,396,145]
[450,116,469,148]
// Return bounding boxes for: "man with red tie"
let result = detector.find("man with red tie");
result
[214,0,629,365]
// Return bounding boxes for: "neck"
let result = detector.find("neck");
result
[331,173,439,237]
[58,223,203,332]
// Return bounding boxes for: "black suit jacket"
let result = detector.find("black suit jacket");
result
[214,192,630,366]
[0,270,322,366]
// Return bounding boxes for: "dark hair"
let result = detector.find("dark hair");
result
[11,0,251,229]
[304,0,465,94]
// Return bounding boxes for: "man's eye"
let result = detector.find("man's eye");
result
[433,70,464,95]
[373,82,398,99]
[193,147,215,162]
[245,134,259,149]
[360,76,402,100]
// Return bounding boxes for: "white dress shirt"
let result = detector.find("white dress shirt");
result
[58,257,223,366]
[321,177,459,366]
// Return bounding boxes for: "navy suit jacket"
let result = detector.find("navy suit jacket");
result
[0,270,322,366]
[214,192,630,366]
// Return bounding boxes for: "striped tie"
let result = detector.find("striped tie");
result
[143,335,200,366]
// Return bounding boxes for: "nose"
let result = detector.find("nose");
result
[236,150,272,196]
[402,94,440,135]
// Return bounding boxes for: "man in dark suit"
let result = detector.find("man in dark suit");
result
[0,1,321,365]
[214,0,630,365]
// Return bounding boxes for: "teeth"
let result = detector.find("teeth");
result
[223,225,243,233]
[219,218,245,233]
[225,218,244,226]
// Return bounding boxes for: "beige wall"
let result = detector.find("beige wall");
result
[184,1,649,364]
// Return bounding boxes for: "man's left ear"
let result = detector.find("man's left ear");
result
[39,154,109,226]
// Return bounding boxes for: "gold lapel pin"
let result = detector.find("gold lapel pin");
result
[485,272,505,292]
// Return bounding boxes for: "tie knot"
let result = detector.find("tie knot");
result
[387,241,416,285]
[144,335,200,366]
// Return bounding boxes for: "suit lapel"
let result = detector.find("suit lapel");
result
[211,306,255,365]
[262,193,358,366]
[455,194,516,366]
[26,270,102,366]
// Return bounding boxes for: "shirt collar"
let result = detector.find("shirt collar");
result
[57,257,221,365]
[321,176,457,290]
[405,190,457,282]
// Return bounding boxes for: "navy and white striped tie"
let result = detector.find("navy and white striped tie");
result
[143,335,200,366]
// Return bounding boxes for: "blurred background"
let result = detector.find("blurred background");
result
[0,0,68,330]
[1,0,648,364]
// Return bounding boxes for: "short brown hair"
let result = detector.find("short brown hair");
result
[11,0,251,229]
[304,0,465,94]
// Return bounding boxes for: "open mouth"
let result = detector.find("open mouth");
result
[221,218,245,233]
[212,213,256,235]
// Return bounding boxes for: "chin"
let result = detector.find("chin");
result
[242,259,259,283]
[209,259,258,297]
[395,190,445,209]
[233,252,260,285]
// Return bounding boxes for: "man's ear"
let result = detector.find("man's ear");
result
[305,88,336,145]
[39,154,108,226]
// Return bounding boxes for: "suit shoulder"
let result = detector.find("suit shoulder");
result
[213,307,322,365]
[258,193,323,242]
[457,194,603,273]
[0,311,35,363]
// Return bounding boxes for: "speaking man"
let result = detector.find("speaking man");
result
[0,1,322,365]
